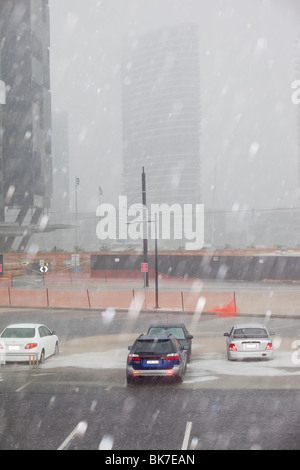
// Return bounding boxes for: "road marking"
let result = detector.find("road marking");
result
[181,421,192,450]
[57,424,79,450]
[57,421,87,450]
[16,382,30,392]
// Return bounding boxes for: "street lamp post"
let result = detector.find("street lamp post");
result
[142,167,149,287]
[98,185,103,250]
[75,177,80,255]
[154,214,159,309]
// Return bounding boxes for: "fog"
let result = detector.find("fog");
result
[49,0,300,244]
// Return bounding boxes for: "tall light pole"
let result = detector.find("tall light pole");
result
[75,177,80,255]
[142,167,149,287]
[98,185,103,251]
[154,214,159,308]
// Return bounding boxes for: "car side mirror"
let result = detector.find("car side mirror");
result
[223,332,229,337]
[187,334,193,339]
[128,346,132,351]
[270,331,275,336]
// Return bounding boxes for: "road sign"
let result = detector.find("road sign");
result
[40,266,48,273]
[141,263,148,273]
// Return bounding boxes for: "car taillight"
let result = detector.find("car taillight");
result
[166,353,180,360]
[127,353,140,362]
[229,343,237,351]
[265,343,272,350]
[25,343,38,349]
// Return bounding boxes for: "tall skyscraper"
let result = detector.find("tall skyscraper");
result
[0,0,52,251]
[51,110,70,216]
[122,24,201,210]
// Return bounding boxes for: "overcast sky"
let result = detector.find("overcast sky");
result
[49,0,300,218]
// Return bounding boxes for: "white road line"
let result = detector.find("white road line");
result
[57,421,88,450]
[57,424,80,450]
[181,421,193,450]
[15,382,30,392]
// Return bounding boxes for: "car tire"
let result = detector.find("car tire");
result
[126,376,135,386]
[39,349,45,364]
[187,349,191,363]
[54,342,59,355]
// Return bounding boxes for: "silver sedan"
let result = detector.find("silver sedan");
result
[223,323,275,361]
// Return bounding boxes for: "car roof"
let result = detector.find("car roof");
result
[3,323,42,328]
[148,322,186,328]
[137,334,174,340]
[232,323,267,329]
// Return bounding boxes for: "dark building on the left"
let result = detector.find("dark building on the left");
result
[0,0,52,251]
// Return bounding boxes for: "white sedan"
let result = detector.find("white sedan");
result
[0,323,59,363]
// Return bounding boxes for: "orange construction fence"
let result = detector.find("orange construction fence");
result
[0,287,239,315]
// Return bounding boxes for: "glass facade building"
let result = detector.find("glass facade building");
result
[0,0,52,251]
[122,24,201,208]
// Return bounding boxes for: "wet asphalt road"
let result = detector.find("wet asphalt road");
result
[0,307,299,450]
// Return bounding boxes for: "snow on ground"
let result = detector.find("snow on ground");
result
[42,348,300,380]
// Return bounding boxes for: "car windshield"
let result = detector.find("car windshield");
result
[233,328,268,338]
[134,339,174,354]
[148,327,185,340]
[1,328,35,338]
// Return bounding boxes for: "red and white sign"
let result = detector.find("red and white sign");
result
[141,263,148,273]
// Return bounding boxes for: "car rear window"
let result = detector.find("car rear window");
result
[134,339,174,354]
[1,328,35,338]
[233,328,268,338]
[148,327,185,340]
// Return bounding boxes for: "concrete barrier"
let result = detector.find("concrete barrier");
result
[48,289,90,309]
[10,285,300,318]
[0,288,10,305]
[88,290,134,309]
[182,291,236,313]
[9,288,48,307]
[235,290,300,316]
[135,290,183,310]
[0,287,240,312]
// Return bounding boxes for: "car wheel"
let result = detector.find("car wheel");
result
[39,349,45,364]
[175,374,183,383]
[126,376,135,386]
[54,342,59,355]
[187,350,191,363]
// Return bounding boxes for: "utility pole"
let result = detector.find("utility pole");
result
[75,177,80,256]
[142,167,149,287]
[154,214,159,308]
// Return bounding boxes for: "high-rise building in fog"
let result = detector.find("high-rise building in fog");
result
[0,0,52,251]
[51,111,70,216]
[122,24,201,209]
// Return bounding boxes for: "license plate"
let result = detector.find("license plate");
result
[245,343,258,349]
[8,345,19,351]
[147,360,159,364]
